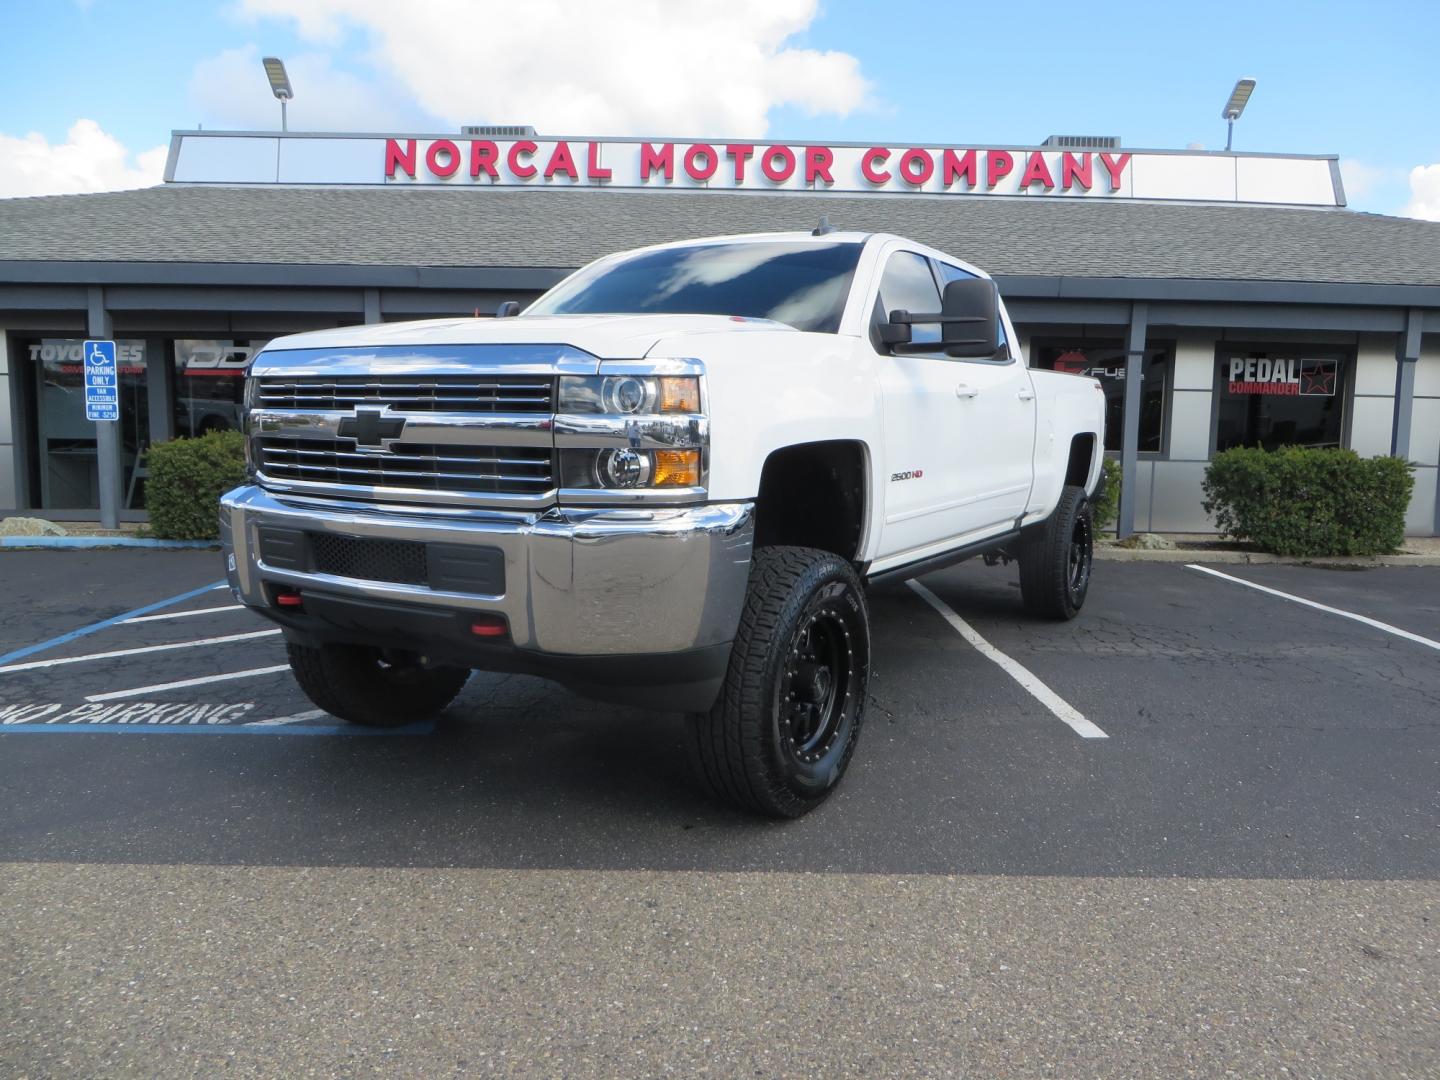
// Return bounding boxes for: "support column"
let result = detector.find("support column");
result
[146,335,174,446]
[363,288,381,325]
[1391,307,1422,458]
[87,287,122,529]
[1117,302,1148,538]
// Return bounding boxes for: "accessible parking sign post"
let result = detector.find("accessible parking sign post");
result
[83,339,121,527]
[83,340,119,421]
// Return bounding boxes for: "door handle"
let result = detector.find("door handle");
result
[955,384,979,399]
[1017,387,1036,401]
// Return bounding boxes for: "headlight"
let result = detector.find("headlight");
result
[558,375,700,415]
[556,365,706,501]
[560,448,703,491]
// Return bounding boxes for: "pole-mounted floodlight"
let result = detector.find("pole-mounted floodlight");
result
[1221,77,1256,152]
[262,56,293,133]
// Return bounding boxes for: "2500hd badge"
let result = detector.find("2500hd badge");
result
[222,228,1105,817]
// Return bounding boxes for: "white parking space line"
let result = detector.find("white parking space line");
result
[906,579,1108,739]
[1186,564,1440,653]
[247,709,327,727]
[85,665,291,702]
[122,605,245,624]
[0,629,282,675]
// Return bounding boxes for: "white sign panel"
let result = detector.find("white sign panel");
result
[166,132,1343,207]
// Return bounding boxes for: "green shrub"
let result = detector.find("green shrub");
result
[145,431,247,540]
[1201,447,1413,557]
[1092,458,1122,533]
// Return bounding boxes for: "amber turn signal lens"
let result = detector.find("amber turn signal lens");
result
[650,449,701,487]
[658,377,701,414]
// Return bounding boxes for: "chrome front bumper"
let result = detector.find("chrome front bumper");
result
[219,486,754,706]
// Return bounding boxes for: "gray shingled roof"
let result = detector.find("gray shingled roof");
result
[2,183,1439,286]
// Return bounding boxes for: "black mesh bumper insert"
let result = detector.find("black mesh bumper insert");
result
[309,533,428,586]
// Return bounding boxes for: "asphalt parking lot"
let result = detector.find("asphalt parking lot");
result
[3,548,1438,1076]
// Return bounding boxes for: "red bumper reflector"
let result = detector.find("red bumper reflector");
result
[470,615,508,638]
[275,590,304,608]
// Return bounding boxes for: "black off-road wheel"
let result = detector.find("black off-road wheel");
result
[690,546,870,818]
[286,641,470,726]
[1018,484,1094,620]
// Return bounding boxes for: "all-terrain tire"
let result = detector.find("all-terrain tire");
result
[690,545,870,818]
[286,641,470,726]
[1018,484,1094,620]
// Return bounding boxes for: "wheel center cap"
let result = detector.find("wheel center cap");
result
[795,662,830,704]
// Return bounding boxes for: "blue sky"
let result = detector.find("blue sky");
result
[3,0,1437,215]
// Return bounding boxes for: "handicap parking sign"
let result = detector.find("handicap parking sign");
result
[83,340,119,422]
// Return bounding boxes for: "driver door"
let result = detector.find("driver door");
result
[872,251,1036,560]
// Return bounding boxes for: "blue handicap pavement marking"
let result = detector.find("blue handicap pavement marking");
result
[0,580,229,667]
[0,579,437,737]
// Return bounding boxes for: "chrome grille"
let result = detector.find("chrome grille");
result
[257,438,554,496]
[256,376,554,414]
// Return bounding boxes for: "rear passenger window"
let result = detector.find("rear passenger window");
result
[878,252,943,346]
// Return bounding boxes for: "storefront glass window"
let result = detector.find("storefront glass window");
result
[174,340,266,437]
[1033,341,1170,453]
[27,338,149,510]
[1214,348,1347,452]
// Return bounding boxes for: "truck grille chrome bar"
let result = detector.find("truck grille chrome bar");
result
[256,376,554,414]
[257,437,554,497]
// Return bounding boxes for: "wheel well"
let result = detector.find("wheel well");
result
[753,441,867,562]
[1065,433,1097,489]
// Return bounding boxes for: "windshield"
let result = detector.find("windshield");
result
[525,240,863,333]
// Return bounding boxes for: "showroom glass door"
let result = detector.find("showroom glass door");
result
[28,338,150,509]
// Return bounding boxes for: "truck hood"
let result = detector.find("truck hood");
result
[262,313,793,363]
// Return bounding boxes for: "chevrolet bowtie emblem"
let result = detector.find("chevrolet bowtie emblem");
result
[337,406,406,451]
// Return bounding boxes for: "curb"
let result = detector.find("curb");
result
[1095,546,1440,567]
[0,536,219,550]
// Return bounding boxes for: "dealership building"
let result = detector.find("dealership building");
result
[1,129,1438,535]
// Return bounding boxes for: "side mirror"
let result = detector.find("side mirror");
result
[877,317,911,347]
[881,279,1002,358]
[495,300,521,318]
[937,278,1000,358]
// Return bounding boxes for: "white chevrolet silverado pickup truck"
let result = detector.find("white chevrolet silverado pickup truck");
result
[220,228,1106,816]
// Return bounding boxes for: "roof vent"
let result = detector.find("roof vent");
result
[461,125,538,138]
[1041,135,1121,149]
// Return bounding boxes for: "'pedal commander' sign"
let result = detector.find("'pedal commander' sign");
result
[1226,357,1338,396]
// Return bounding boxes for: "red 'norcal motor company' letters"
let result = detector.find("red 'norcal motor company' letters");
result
[382,138,1133,195]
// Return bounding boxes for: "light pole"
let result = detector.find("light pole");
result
[263,56,293,132]
[1222,77,1256,152]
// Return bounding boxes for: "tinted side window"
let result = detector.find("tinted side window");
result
[937,261,1008,350]
[878,252,943,346]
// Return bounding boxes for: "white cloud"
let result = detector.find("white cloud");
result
[236,0,871,136]
[1401,163,1440,222]
[0,119,166,199]
[188,45,441,132]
